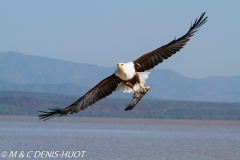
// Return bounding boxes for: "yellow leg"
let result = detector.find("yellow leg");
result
[133,89,140,98]
[139,83,149,93]
[125,82,140,97]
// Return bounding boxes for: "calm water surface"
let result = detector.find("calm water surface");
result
[0,116,240,160]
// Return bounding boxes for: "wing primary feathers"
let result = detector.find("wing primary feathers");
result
[38,74,121,121]
[38,108,63,121]
[134,12,208,72]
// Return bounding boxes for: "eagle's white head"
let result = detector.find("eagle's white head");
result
[117,63,124,69]
[115,62,135,80]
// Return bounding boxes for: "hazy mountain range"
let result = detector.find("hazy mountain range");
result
[0,51,240,102]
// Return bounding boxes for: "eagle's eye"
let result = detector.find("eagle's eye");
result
[117,63,124,69]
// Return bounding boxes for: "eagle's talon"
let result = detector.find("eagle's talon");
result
[142,87,147,93]
[140,85,150,93]
[134,91,140,98]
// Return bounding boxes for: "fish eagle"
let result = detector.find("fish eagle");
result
[39,12,207,120]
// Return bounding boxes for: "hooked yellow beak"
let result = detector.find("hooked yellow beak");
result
[117,63,124,69]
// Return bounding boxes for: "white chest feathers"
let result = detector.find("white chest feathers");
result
[114,62,135,80]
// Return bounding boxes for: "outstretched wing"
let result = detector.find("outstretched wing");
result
[134,12,208,72]
[39,74,122,120]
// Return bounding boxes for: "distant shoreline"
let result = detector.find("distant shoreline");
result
[1,115,240,124]
[1,91,240,121]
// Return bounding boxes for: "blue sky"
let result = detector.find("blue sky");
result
[1,1,240,78]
